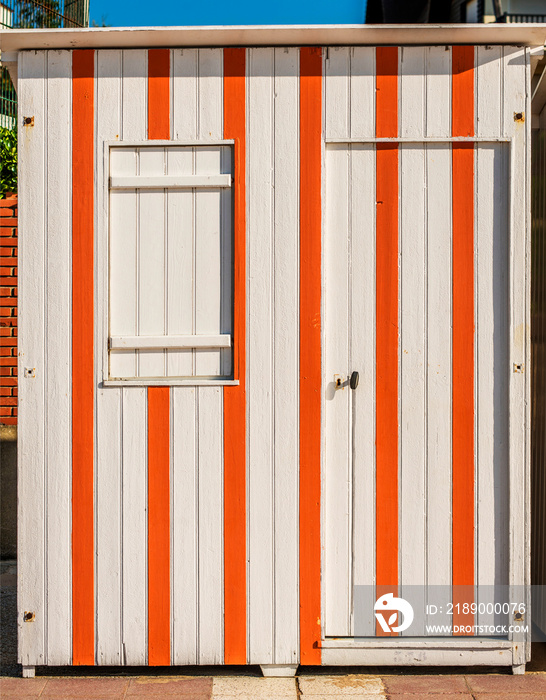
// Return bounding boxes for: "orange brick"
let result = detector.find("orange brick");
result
[1,416,17,425]
[2,397,17,406]
[0,376,17,386]
[0,354,16,363]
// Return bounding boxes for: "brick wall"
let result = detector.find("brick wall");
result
[0,194,17,425]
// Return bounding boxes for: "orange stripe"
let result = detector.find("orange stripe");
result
[223,47,247,665]
[147,48,171,665]
[148,49,170,140]
[299,46,322,665]
[72,49,95,666]
[375,48,399,638]
[452,46,475,633]
[147,387,171,664]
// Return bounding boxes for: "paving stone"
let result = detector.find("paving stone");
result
[40,677,130,698]
[465,674,546,693]
[386,695,473,700]
[0,677,47,696]
[382,676,469,694]
[213,676,297,696]
[301,695,386,700]
[472,695,546,700]
[127,676,213,696]
[298,676,385,695]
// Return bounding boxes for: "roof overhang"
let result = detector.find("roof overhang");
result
[2,23,546,54]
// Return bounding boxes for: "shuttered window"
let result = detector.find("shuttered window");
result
[108,144,233,380]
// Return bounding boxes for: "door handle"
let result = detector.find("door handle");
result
[350,371,359,390]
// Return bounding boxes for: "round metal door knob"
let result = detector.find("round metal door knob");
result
[350,371,359,390]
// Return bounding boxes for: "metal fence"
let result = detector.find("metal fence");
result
[504,14,546,23]
[0,0,89,29]
[1,2,89,127]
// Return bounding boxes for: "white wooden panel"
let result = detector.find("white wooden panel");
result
[476,46,502,139]
[119,48,148,666]
[96,49,123,665]
[399,143,427,634]
[197,387,223,663]
[475,48,507,632]
[172,388,198,664]
[171,50,199,665]
[248,47,274,663]
[220,145,233,377]
[503,47,529,666]
[165,148,194,376]
[96,390,122,663]
[325,47,350,140]
[18,49,47,667]
[425,145,452,630]
[173,49,198,141]
[324,144,351,637]
[110,174,231,188]
[138,147,166,377]
[110,335,231,349]
[272,46,299,664]
[195,148,222,376]
[198,49,222,140]
[45,49,72,665]
[425,46,451,138]
[400,47,425,138]
[475,142,510,631]
[350,144,376,637]
[121,387,147,664]
[349,47,375,139]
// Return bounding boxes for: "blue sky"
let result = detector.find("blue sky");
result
[89,0,367,27]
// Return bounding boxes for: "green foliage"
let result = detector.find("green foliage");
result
[1,127,17,197]
[16,0,62,28]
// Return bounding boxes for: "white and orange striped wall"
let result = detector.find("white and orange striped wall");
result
[14,31,532,673]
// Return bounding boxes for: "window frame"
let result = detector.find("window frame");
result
[101,139,239,387]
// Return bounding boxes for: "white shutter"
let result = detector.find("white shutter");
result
[108,144,233,379]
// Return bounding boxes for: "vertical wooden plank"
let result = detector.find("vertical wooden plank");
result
[350,143,376,637]
[147,387,170,665]
[147,48,171,666]
[171,48,199,665]
[475,47,508,632]
[452,45,475,633]
[247,47,274,663]
[45,49,72,665]
[399,47,426,634]
[198,387,224,663]
[120,48,148,666]
[223,46,247,665]
[375,47,399,629]
[138,147,166,378]
[299,46,322,664]
[349,47,375,139]
[400,47,425,138]
[121,388,147,664]
[72,49,95,666]
[165,147,194,377]
[324,47,349,140]
[324,144,351,637]
[503,45,529,666]
[109,147,138,379]
[194,147,223,377]
[197,47,225,665]
[198,49,223,140]
[426,46,451,139]
[96,48,123,666]
[273,46,299,664]
[171,388,198,664]
[425,145,453,613]
[425,49,452,624]
[17,49,47,667]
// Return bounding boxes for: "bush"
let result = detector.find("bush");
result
[0,126,17,197]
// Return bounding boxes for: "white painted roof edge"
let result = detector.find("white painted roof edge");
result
[1,23,546,53]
